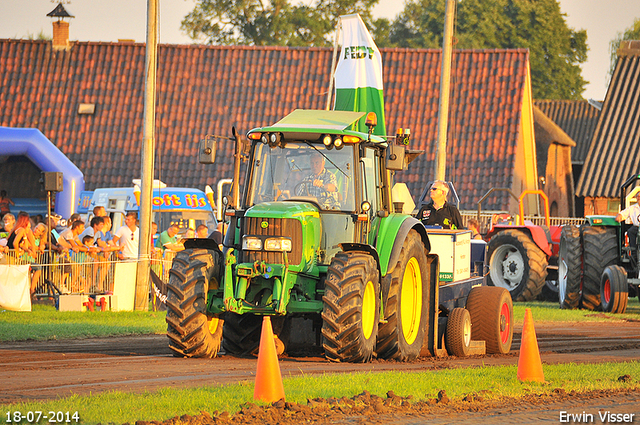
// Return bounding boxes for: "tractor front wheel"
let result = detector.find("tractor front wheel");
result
[600,265,628,314]
[166,249,223,358]
[322,251,380,362]
[487,229,548,301]
[559,225,582,309]
[466,286,513,354]
[376,230,430,361]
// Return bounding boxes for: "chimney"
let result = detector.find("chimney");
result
[52,20,70,49]
[47,2,74,51]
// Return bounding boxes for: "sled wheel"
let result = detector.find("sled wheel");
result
[466,286,513,354]
[445,308,472,357]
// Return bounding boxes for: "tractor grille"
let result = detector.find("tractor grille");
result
[242,217,303,265]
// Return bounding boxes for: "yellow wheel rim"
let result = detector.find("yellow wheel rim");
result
[401,257,422,344]
[207,314,221,335]
[362,279,376,340]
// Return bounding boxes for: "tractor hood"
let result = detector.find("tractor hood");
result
[245,201,320,219]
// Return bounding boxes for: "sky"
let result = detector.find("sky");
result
[1,0,639,101]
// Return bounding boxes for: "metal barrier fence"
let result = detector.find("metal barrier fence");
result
[460,211,586,235]
[0,249,177,296]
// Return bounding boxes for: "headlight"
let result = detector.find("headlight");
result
[242,236,263,250]
[264,237,292,252]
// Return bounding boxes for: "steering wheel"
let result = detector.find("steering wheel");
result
[294,181,312,197]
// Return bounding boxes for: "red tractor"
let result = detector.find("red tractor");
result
[479,189,562,301]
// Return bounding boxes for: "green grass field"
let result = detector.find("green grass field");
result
[2,298,638,342]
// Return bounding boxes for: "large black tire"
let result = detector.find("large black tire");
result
[558,225,582,309]
[376,230,430,361]
[582,226,617,311]
[322,251,380,362]
[466,286,513,354]
[600,265,628,314]
[166,248,223,358]
[487,229,548,301]
[221,313,262,356]
[222,314,291,357]
[445,308,471,357]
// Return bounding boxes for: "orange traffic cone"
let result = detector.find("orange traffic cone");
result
[253,316,285,403]
[517,308,544,382]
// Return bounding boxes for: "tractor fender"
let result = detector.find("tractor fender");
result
[376,215,430,277]
[487,225,553,257]
[340,242,382,277]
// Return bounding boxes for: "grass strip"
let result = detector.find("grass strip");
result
[0,305,166,341]
[1,298,638,341]
[1,361,638,424]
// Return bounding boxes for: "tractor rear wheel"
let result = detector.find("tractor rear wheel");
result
[559,225,582,309]
[322,251,380,362]
[600,265,628,314]
[582,226,617,311]
[376,230,430,361]
[166,249,223,358]
[487,229,548,301]
[466,286,513,354]
[445,308,472,357]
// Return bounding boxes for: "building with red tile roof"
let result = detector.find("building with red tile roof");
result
[1,37,571,215]
[576,41,640,216]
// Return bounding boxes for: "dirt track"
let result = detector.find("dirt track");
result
[2,319,640,406]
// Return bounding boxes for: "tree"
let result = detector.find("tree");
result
[378,0,588,100]
[181,0,378,47]
[608,19,640,81]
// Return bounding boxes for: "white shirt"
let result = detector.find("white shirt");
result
[114,225,139,259]
[619,202,640,226]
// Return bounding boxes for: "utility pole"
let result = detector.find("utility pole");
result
[434,0,455,181]
[135,0,158,310]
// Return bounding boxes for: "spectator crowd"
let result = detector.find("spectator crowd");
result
[0,204,218,301]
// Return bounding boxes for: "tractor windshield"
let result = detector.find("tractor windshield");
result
[247,142,355,212]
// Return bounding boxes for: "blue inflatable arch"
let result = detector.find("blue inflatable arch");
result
[0,127,85,218]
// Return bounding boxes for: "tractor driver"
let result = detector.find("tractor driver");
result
[296,153,340,209]
[616,191,640,248]
[417,180,463,230]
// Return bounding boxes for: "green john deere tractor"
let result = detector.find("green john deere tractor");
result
[165,109,513,362]
[559,174,640,313]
